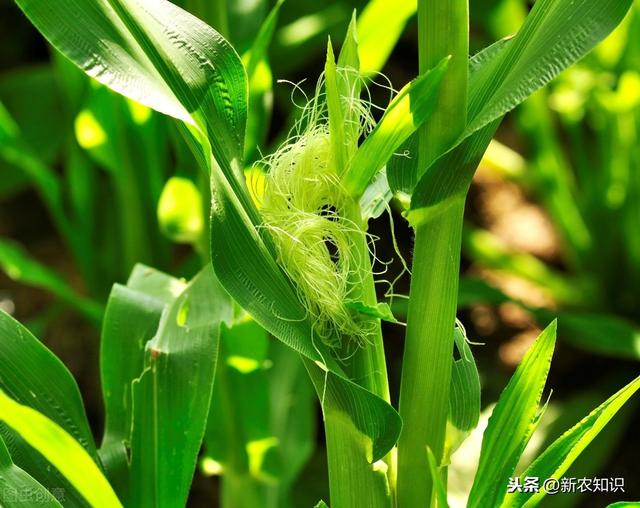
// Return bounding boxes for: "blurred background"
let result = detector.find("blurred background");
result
[0,0,638,506]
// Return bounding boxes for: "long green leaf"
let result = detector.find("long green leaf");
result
[129,265,232,507]
[0,389,121,508]
[205,318,272,507]
[15,0,247,171]
[205,324,315,508]
[74,84,171,273]
[0,311,98,507]
[99,265,186,501]
[448,327,481,440]
[467,321,557,508]
[265,341,316,506]
[464,0,633,139]
[0,105,76,255]
[407,119,499,224]
[0,311,97,458]
[427,447,449,508]
[342,56,449,197]
[0,435,62,508]
[325,12,361,176]
[502,376,640,508]
[407,0,633,220]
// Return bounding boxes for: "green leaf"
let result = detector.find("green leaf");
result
[407,119,500,223]
[387,41,507,199]
[205,319,274,506]
[342,56,449,197]
[325,11,361,173]
[448,327,481,435]
[125,263,187,302]
[468,321,557,508]
[359,169,393,220]
[265,341,316,502]
[314,373,393,507]
[0,311,97,459]
[0,105,75,250]
[346,301,400,324]
[244,0,283,80]
[315,501,330,508]
[426,447,449,508]
[0,311,99,507]
[337,10,360,72]
[227,0,269,53]
[464,0,633,139]
[99,265,186,501]
[15,0,247,170]
[0,238,103,322]
[128,265,232,507]
[357,0,417,75]
[205,328,315,506]
[502,376,640,508]
[0,435,63,508]
[386,133,418,196]
[0,389,121,508]
[73,75,172,273]
[408,0,633,220]
[325,39,350,177]
[304,358,401,465]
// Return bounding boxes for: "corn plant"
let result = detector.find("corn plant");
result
[0,0,638,507]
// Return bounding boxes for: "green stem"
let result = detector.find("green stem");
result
[322,201,393,508]
[397,0,468,506]
[324,408,390,508]
[397,202,464,507]
[343,202,391,403]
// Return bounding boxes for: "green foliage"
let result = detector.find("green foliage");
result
[342,56,449,197]
[468,321,557,508]
[0,388,121,508]
[2,0,638,507]
[129,266,230,507]
[503,376,640,507]
[0,435,62,508]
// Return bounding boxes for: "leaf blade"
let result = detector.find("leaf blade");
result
[468,321,557,508]
[0,389,121,508]
[502,376,640,508]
